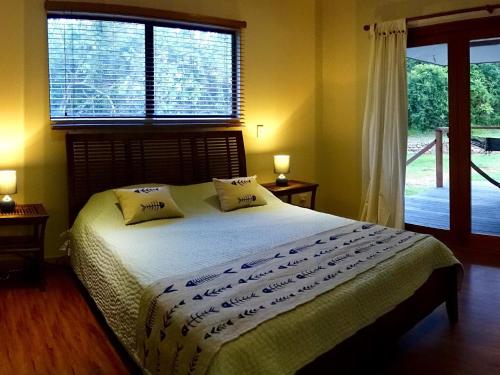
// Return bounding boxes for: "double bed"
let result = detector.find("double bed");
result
[66,130,462,374]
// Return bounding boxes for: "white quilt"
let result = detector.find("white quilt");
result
[137,223,427,375]
[70,182,354,357]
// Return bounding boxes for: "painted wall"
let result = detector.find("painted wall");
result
[317,0,495,219]
[3,0,495,258]
[2,0,317,258]
[0,2,24,195]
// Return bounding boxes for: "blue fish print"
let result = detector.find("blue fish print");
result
[314,246,339,257]
[368,227,388,236]
[289,239,326,255]
[323,270,343,281]
[296,265,325,279]
[328,253,353,266]
[262,278,295,293]
[271,293,296,305]
[204,319,234,339]
[238,195,257,204]
[221,292,259,308]
[298,281,320,293]
[238,305,266,319]
[278,257,308,269]
[241,253,284,269]
[231,178,252,186]
[182,307,219,336]
[238,269,274,284]
[141,201,165,212]
[192,285,232,301]
[185,268,236,287]
[134,187,160,194]
[342,236,366,246]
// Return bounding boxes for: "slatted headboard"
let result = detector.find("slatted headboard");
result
[66,130,247,224]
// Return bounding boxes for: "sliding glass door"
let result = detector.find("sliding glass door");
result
[405,43,450,230]
[405,16,500,247]
[470,38,500,237]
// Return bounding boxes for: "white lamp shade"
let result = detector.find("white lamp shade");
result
[274,155,290,174]
[0,170,17,195]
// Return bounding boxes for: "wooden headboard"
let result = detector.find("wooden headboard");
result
[66,130,247,224]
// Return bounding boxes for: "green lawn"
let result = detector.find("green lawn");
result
[405,153,500,196]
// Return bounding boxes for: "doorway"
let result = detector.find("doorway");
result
[404,16,500,248]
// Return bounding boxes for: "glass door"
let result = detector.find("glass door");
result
[470,38,500,237]
[405,44,450,230]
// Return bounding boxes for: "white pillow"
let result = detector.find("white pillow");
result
[213,176,267,212]
[114,185,184,224]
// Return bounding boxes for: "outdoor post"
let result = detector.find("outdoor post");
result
[436,128,443,188]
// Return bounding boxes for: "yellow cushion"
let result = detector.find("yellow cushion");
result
[213,176,267,212]
[114,186,184,225]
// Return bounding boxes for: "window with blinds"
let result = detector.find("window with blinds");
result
[47,15,242,126]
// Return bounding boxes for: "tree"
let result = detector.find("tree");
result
[471,63,500,125]
[407,60,448,131]
[407,58,500,132]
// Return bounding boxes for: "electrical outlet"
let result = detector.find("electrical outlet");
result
[257,124,264,138]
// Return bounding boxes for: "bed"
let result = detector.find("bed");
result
[66,130,462,374]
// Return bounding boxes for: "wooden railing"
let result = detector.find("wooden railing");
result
[406,126,500,188]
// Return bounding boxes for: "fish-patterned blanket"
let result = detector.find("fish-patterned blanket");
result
[136,223,428,375]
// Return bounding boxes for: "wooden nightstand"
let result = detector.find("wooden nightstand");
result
[261,180,319,209]
[0,204,48,288]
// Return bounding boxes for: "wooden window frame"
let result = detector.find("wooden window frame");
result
[45,1,246,129]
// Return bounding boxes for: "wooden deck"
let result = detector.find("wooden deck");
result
[405,184,500,236]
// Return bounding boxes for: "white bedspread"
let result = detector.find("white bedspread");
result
[70,182,354,356]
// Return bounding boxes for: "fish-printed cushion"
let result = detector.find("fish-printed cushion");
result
[213,176,267,212]
[114,186,184,225]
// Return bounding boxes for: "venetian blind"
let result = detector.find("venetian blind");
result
[46,5,245,127]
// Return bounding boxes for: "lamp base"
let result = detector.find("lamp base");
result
[276,175,288,187]
[0,197,15,213]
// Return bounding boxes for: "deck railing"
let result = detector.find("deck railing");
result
[406,126,500,188]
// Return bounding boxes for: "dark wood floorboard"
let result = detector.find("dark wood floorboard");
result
[0,266,134,375]
[1,251,499,374]
[405,185,500,236]
[375,249,500,375]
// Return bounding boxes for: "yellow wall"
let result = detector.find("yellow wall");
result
[0,2,24,194]
[6,0,317,258]
[3,0,495,258]
[317,0,495,219]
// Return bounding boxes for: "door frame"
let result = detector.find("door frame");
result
[405,15,500,252]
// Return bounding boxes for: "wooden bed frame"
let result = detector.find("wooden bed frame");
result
[65,130,461,373]
[66,130,246,224]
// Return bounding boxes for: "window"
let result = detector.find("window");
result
[47,14,242,126]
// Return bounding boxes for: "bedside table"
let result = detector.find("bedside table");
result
[0,204,48,288]
[261,180,319,209]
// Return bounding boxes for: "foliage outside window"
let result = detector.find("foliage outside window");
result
[47,16,241,126]
[407,58,500,132]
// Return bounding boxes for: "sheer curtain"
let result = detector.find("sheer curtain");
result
[360,19,408,228]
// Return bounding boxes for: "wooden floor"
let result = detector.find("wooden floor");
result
[405,184,500,236]
[1,254,500,374]
[0,268,134,375]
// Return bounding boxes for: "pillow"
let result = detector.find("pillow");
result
[114,185,184,224]
[213,176,267,212]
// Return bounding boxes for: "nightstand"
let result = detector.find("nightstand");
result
[261,180,319,209]
[0,204,48,288]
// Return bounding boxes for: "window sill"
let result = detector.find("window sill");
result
[51,119,244,130]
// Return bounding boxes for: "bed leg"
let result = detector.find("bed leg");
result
[445,294,458,324]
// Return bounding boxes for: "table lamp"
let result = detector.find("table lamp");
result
[274,155,290,186]
[0,170,17,213]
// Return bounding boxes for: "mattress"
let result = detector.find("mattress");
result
[70,182,459,374]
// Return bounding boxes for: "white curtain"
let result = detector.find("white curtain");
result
[360,19,408,228]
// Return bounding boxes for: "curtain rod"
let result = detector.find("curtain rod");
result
[362,3,500,31]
